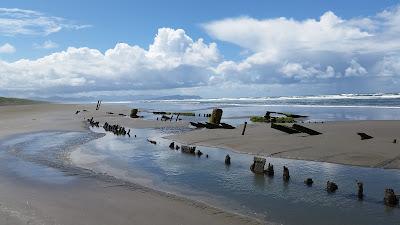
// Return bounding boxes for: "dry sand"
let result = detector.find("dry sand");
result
[0,103,261,225]
[0,103,188,138]
[167,121,400,169]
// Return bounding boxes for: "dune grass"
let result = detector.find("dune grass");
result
[0,97,43,106]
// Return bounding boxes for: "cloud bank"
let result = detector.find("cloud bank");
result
[0,28,219,95]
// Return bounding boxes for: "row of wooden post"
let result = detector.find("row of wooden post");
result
[224,155,399,207]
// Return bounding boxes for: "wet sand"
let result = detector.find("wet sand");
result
[0,168,259,225]
[167,121,400,169]
[0,103,188,138]
[0,103,260,225]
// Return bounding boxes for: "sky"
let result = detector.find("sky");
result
[0,0,400,99]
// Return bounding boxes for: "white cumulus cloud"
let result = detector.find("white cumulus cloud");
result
[345,59,367,77]
[375,55,400,77]
[0,43,15,53]
[0,28,219,95]
[279,63,336,79]
[203,5,400,88]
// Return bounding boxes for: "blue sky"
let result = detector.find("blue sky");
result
[0,0,400,98]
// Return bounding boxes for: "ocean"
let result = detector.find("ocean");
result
[107,93,400,124]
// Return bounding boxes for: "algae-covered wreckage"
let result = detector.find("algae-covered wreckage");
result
[190,108,235,129]
[250,111,307,123]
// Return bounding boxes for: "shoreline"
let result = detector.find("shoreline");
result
[165,136,400,172]
[0,103,264,225]
[165,121,400,170]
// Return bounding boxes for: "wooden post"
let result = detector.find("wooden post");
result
[241,122,247,135]
[209,108,223,124]
[225,154,231,165]
[130,109,139,118]
[357,182,364,199]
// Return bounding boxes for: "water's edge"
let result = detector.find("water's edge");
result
[0,129,266,225]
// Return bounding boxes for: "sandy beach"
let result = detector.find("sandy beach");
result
[167,121,400,169]
[0,103,261,225]
[1,102,399,225]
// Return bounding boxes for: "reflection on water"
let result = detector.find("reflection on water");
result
[0,131,102,185]
[1,129,399,225]
[72,128,400,225]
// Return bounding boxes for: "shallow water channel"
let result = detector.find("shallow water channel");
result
[1,128,399,225]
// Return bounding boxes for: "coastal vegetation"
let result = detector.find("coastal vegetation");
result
[250,116,294,123]
[0,97,42,106]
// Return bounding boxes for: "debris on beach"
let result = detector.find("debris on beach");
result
[147,139,157,145]
[251,111,307,123]
[265,163,274,177]
[292,124,322,135]
[95,100,102,110]
[190,121,235,129]
[305,178,313,186]
[189,108,235,129]
[209,108,223,124]
[384,189,399,206]
[153,111,195,116]
[87,118,131,137]
[283,166,290,181]
[169,143,205,157]
[161,115,171,121]
[130,109,139,118]
[327,181,338,193]
[271,123,301,134]
[250,156,266,174]
[190,122,206,128]
[357,132,373,140]
[225,154,231,165]
[103,122,129,136]
[181,145,196,154]
[241,122,247,135]
[270,123,322,135]
[153,111,167,115]
[87,117,99,127]
[357,181,364,199]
